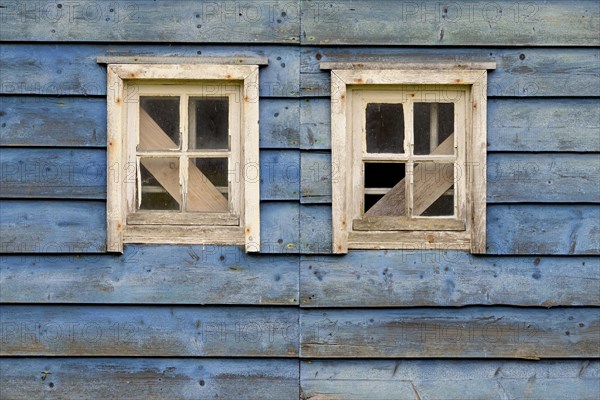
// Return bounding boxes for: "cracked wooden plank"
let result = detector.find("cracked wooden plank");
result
[301,360,600,399]
[300,307,600,358]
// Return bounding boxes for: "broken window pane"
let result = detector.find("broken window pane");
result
[363,162,406,215]
[187,158,229,212]
[412,162,455,217]
[139,97,180,150]
[414,103,454,155]
[189,97,229,150]
[366,103,405,154]
[139,158,180,211]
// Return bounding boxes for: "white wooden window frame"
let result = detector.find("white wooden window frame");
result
[330,68,489,254]
[106,64,260,253]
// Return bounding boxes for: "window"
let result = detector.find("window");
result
[105,62,261,252]
[328,64,493,254]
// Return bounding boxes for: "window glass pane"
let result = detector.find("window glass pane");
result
[189,97,229,150]
[413,103,454,155]
[412,162,454,217]
[366,103,405,153]
[187,158,229,212]
[139,97,180,150]
[138,158,180,211]
[363,162,406,216]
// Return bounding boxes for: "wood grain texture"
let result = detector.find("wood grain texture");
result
[0,44,300,97]
[0,97,301,147]
[260,201,300,254]
[0,358,299,400]
[300,252,600,307]
[0,0,300,43]
[289,97,600,151]
[300,205,332,254]
[487,205,600,255]
[488,98,600,152]
[300,151,331,204]
[260,99,300,148]
[301,360,600,400]
[300,307,600,358]
[300,98,330,149]
[0,96,106,147]
[300,0,600,46]
[0,148,106,199]
[300,48,600,97]
[0,305,299,357]
[0,200,106,253]
[488,153,600,203]
[0,245,299,305]
[260,150,300,200]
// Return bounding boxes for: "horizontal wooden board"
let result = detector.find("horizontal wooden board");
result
[0,305,298,357]
[260,98,300,148]
[0,358,299,400]
[300,205,332,254]
[488,98,600,152]
[300,48,600,97]
[260,201,300,254]
[0,148,106,199]
[298,152,600,204]
[0,245,298,305]
[0,0,300,43]
[0,96,107,147]
[300,0,600,46]
[295,98,600,151]
[260,150,300,200]
[1,97,300,147]
[0,200,106,253]
[487,205,600,255]
[301,360,600,400]
[300,252,600,307]
[487,153,600,203]
[300,151,331,203]
[300,307,600,358]
[0,44,300,97]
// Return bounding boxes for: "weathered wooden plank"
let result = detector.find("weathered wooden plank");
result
[0,200,106,253]
[260,201,300,254]
[301,151,331,203]
[295,98,600,152]
[300,307,600,358]
[0,148,106,199]
[300,252,600,307]
[488,154,600,203]
[0,305,298,357]
[260,150,300,201]
[0,44,300,97]
[297,152,600,203]
[488,98,600,152]
[487,205,600,255]
[300,205,332,254]
[0,358,299,400]
[301,360,600,400]
[300,48,600,97]
[300,0,600,46]
[0,245,298,304]
[0,97,300,147]
[0,96,106,147]
[260,99,300,148]
[300,98,330,149]
[0,0,300,43]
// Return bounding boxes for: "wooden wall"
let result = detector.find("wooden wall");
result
[0,1,598,398]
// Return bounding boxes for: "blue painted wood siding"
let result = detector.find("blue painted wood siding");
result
[0,1,598,398]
